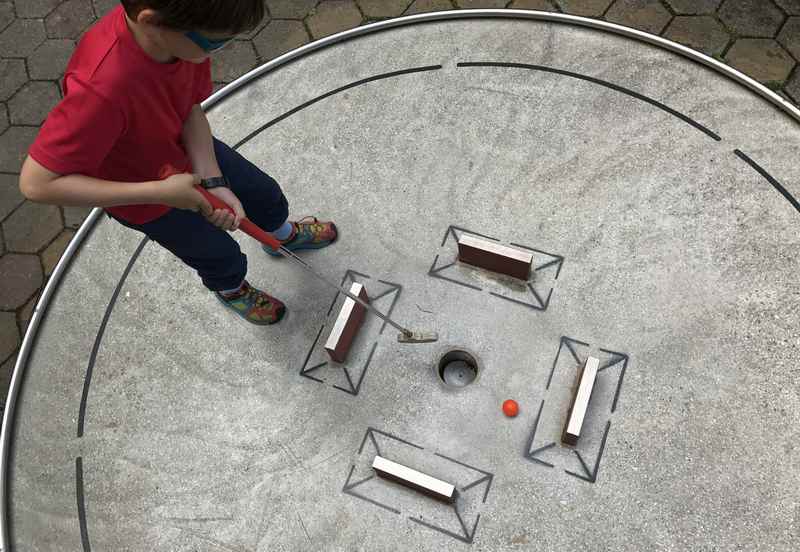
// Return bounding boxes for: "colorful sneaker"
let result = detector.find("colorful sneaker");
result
[263,216,338,257]
[215,280,286,325]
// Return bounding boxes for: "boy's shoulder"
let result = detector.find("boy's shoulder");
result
[65,6,137,99]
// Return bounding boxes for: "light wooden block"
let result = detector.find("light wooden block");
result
[324,282,369,363]
[372,455,456,503]
[562,356,599,446]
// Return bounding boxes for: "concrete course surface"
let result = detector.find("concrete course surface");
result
[3,12,799,552]
[1,1,800,415]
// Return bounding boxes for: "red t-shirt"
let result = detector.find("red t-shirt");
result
[29,5,212,224]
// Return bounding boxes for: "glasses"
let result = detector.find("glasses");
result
[184,31,233,53]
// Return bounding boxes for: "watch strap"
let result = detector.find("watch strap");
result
[200,176,229,189]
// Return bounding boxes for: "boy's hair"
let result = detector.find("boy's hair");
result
[121,0,265,34]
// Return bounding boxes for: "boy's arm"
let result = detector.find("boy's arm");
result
[19,156,212,214]
[181,104,245,230]
[182,104,223,179]
[21,76,212,215]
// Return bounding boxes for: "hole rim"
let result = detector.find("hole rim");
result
[436,348,480,390]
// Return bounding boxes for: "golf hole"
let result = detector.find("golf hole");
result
[438,350,478,388]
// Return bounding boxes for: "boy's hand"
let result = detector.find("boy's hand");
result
[205,187,245,231]
[160,173,212,215]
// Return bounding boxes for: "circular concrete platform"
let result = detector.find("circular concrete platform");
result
[3,11,799,552]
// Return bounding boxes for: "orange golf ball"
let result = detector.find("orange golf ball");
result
[502,399,519,417]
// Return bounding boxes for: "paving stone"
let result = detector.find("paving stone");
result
[776,89,794,104]
[240,15,271,41]
[0,59,27,102]
[0,254,42,310]
[509,0,559,10]
[455,0,507,7]
[92,0,118,17]
[663,0,722,14]
[0,126,39,173]
[358,0,411,18]
[267,0,317,19]
[0,311,19,364]
[307,0,363,39]
[46,0,96,39]
[556,0,613,17]
[0,173,25,222]
[0,18,47,57]
[0,354,14,406]
[664,15,731,56]
[13,0,60,18]
[405,0,456,15]
[211,40,258,83]
[0,102,7,135]
[718,0,785,38]
[18,291,39,335]
[2,201,63,253]
[606,0,672,34]
[27,39,75,80]
[0,2,13,33]
[62,205,93,228]
[41,228,75,276]
[725,38,795,84]
[774,0,800,15]
[8,81,61,126]
[778,17,800,60]
[253,19,311,61]
[783,68,800,102]
[7,201,59,256]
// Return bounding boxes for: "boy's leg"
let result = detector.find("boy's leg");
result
[112,210,285,325]
[125,208,246,290]
[213,138,289,233]
[213,138,337,253]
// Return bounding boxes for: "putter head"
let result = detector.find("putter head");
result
[397,331,439,344]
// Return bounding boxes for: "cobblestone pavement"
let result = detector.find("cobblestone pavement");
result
[0,0,798,408]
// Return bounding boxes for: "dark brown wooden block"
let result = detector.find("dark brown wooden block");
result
[324,282,369,363]
[562,356,599,446]
[457,234,533,280]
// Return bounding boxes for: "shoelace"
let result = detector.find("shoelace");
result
[295,216,325,236]
[245,285,272,310]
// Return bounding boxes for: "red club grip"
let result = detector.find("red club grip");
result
[196,186,281,251]
[159,164,282,251]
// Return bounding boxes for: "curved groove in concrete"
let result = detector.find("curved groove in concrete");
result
[76,237,150,438]
[232,65,444,150]
[456,62,721,141]
[733,149,800,214]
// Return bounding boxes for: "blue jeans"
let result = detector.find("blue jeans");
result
[110,138,289,291]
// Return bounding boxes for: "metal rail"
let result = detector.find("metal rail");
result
[2,9,799,550]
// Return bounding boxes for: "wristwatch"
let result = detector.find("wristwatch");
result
[200,176,229,189]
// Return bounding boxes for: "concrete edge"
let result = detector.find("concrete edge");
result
[0,207,103,549]
[2,9,798,549]
[204,9,800,122]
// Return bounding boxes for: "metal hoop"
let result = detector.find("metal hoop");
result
[2,10,797,548]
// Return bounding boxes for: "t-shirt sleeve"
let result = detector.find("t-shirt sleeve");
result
[194,59,213,105]
[28,77,125,176]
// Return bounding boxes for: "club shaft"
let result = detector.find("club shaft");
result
[277,247,411,336]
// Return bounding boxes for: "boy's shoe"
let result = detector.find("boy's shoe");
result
[215,280,286,325]
[263,217,337,257]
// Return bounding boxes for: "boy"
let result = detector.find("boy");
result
[18,0,337,325]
